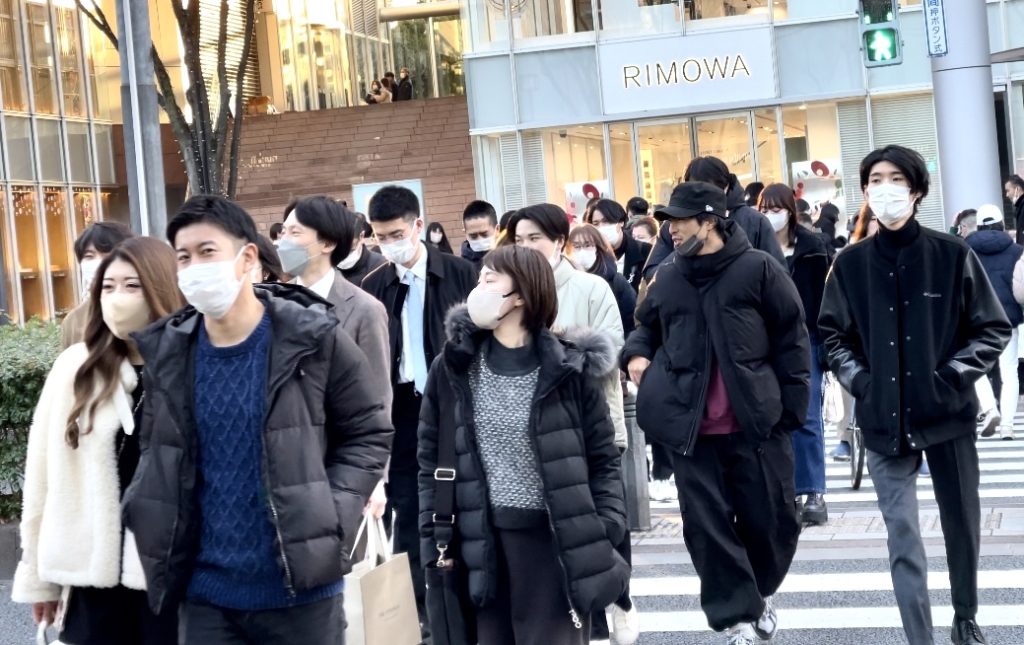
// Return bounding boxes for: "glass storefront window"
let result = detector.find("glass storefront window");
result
[43,186,73,316]
[36,118,64,181]
[463,0,509,52]
[525,125,606,220]
[754,108,782,185]
[0,188,16,323]
[434,16,465,97]
[683,0,770,31]
[473,133,512,213]
[775,0,858,21]
[598,0,682,38]
[279,8,299,111]
[11,186,46,320]
[53,5,86,117]
[0,0,29,112]
[636,121,692,207]
[696,113,753,184]
[513,0,595,40]
[782,103,846,219]
[26,0,58,115]
[311,27,350,108]
[609,125,636,203]
[72,187,95,238]
[6,115,36,181]
[294,11,313,111]
[353,34,366,100]
[66,120,90,183]
[94,122,115,184]
[392,20,430,100]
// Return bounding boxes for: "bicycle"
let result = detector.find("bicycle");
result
[848,413,867,490]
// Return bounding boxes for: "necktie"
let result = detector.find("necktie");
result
[404,272,429,393]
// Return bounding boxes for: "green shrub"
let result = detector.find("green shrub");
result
[0,319,62,522]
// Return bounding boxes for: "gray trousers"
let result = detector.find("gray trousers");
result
[867,433,981,645]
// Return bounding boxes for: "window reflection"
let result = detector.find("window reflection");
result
[683,0,771,30]
[0,0,29,111]
[12,186,46,321]
[53,4,85,117]
[599,0,681,37]
[0,188,16,323]
[696,113,753,184]
[754,108,782,185]
[434,16,465,97]
[636,121,692,207]
[26,0,57,115]
[43,187,73,316]
[515,0,594,39]
[524,125,607,220]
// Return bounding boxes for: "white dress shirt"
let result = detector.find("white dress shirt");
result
[295,267,336,300]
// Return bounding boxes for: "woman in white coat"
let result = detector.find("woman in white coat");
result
[12,236,185,645]
[503,204,639,645]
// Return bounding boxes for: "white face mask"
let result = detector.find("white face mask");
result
[867,183,914,227]
[430,232,443,244]
[766,210,789,233]
[337,245,361,270]
[468,236,494,253]
[466,286,514,330]
[177,248,247,320]
[574,248,598,271]
[80,259,101,296]
[380,238,418,265]
[101,292,153,340]
[597,224,621,246]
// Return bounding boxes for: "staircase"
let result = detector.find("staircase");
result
[234,96,475,238]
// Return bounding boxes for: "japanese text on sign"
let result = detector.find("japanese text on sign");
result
[925,0,948,57]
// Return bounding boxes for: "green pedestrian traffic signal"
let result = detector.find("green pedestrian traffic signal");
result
[859,1,903,68]
[864,28,900,64]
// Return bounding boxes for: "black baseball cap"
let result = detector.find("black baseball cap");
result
[654,182,727,221]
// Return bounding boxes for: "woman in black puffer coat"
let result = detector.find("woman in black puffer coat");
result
[417,245,629,645]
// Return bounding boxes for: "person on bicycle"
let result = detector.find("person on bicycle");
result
[623,181,809,645]
[819,145,1010,645]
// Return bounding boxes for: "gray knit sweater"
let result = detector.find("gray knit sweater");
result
[469,338,545,528]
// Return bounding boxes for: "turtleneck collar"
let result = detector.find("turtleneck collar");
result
[875,218,921,263]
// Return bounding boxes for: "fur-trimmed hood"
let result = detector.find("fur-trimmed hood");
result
[442,303,617,382]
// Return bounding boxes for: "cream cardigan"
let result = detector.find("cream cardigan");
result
[11,343,146,603]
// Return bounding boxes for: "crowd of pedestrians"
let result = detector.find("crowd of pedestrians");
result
[10,144,1015,645]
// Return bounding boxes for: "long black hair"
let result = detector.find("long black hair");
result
[426,221,453,253]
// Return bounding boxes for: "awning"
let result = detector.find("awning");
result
[992,47,1024,64]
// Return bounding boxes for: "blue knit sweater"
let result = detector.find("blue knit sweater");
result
[186,312,343,610]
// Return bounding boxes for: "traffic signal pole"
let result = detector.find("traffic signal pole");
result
[930,1,1002,223]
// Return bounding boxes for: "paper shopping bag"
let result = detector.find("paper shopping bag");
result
[344,518,421,645]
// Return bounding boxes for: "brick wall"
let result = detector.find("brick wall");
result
[234,97,476,245]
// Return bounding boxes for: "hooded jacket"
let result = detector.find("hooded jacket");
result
[965,229,1024,326]
[124,284,394,614]
[622,221,811,455]
[417,306,629,616]
[642,185,786,280]
[818,221,1011,455]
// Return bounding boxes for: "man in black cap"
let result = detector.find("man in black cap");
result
[622,182,809,645]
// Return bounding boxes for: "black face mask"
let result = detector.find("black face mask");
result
[676,225,707,258]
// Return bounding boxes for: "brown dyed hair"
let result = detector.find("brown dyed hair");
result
[568,224,615,277]
[852,203,876,243]
[66,237,185,448]
[481,245,558,333]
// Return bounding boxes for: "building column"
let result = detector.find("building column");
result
[931,2,1001,222]
[255,2,286,112]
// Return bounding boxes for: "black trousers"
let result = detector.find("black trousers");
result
[59,585,178,645]
[384,383,426,623]
[182,596,345,645]
[476,525,591,645]
[673,432,801,632]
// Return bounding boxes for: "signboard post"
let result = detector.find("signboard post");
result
[924,0,948,57]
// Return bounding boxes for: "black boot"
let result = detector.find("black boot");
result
[952,617,987,644]
[801,494,828,526]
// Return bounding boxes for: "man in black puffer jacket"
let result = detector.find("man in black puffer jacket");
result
[965,208,1022,441]
[125,197,393,641]
[819,145,1011,645]
[623,182,809,643]
[641,156,785,281]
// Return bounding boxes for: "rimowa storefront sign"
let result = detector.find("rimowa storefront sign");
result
[599,28,777,115]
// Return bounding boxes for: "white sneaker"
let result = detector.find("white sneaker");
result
[979,408,1001,437]
[754,595,778,640]
[648,479,677,501]
[1000,424,1016,440]
[608,602,640,645]
[726,622,757,645]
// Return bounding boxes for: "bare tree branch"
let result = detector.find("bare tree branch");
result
[211,0,232,193]
[75,0,117,49]
[227,0,256,199]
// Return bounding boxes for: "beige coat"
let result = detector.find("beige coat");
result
[552,257,627,448]
[60,300,91,349]
[12,344,147,603]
